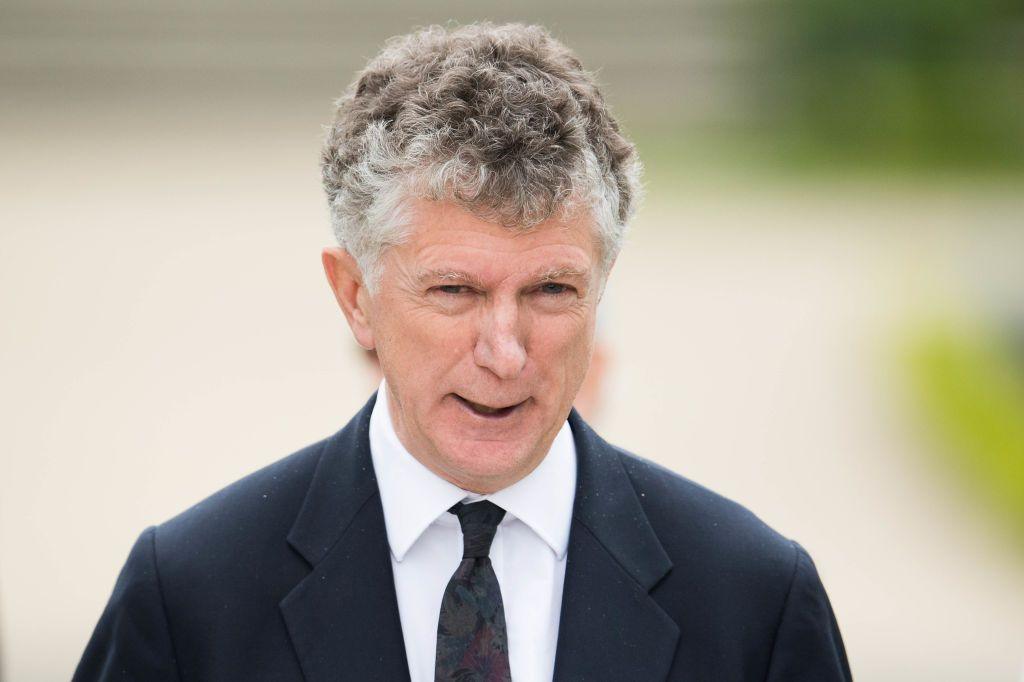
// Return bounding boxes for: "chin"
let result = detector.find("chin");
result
[419,394,561,489]
[436,435,536,489]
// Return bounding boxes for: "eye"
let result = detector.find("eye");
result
[436,285,470,295]
[538,282,570,295]
[426,283,477,313]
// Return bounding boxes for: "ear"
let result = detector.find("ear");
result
[321,247,375,350]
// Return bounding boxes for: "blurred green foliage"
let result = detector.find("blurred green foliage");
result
[757,0,1024,170]
[905,322,1024,545]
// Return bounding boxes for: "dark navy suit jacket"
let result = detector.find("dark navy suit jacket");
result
[74,393,852,681]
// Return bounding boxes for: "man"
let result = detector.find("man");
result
[75,23,851,681]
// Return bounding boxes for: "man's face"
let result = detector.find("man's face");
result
[346,199,603,493]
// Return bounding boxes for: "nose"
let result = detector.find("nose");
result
[473,298,527,380]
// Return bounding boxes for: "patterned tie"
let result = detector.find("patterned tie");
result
[435,500,512,682]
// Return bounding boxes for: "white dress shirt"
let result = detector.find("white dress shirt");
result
[368,379,577,682]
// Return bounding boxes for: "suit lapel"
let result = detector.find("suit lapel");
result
[280,393,411,682]
[553,410,680,681]
[277,397,678,681]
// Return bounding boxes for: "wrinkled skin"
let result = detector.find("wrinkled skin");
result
[323,198,607,493]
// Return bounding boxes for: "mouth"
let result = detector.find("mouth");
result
[452,393,528,419]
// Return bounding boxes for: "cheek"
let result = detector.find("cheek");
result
[379,310,474,381]
[530,316,594,379]
[418,316,475,362]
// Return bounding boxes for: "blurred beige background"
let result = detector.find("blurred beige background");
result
[2,1,1023,680]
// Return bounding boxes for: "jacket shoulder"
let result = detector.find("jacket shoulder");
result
[612,445,810,673]
[615,446,797,586]
[611,448,852,679]
[151,434,330,584]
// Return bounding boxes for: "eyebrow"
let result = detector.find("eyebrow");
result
[416,266,590,288]
[416,269,487,288]
[533,266,590,282]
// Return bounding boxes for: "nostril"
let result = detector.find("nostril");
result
[473,334,527,379]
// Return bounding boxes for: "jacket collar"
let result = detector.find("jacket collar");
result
[285,392,381,567]
[565,408,674,590]
[281,392,411,681]
[280,393,679,682]
[552,410,679,681]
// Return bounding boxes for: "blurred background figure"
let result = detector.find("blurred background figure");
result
[1,0,1021,680]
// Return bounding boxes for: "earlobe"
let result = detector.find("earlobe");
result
[321,247,376,350]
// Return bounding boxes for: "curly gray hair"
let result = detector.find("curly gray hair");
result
[320,22,642,291]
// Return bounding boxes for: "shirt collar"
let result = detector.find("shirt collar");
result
[368,379,577,563]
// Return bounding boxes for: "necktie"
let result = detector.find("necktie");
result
[435,500,512,682]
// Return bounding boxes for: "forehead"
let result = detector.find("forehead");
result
[396,199,599,276]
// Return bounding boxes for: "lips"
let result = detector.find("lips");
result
[453,394,527,418]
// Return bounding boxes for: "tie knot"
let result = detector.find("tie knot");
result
[448,500,506,559]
